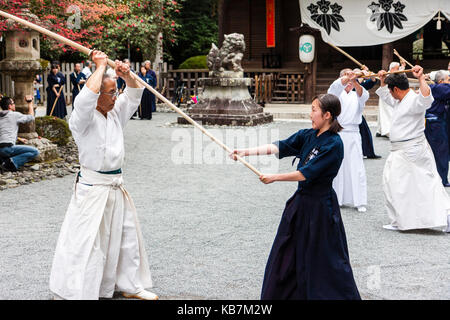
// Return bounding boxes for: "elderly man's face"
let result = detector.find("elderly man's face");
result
[145,62,150,70]
[97,78,118,114]
[75,64,81,72]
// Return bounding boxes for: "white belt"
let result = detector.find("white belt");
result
[390,134,426,152]
[340,124,360,132]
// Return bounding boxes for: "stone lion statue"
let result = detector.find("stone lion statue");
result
[207,33,246,77]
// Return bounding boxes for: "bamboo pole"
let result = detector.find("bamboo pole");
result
[325,41,364,68]
[49,85,64,116]
[0,10,262,177]
[356,68,413,79]
[393,49,414,68]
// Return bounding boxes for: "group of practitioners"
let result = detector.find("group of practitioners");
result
[46,59,157,120]
[231,62,450,300]
[46,49,450,301]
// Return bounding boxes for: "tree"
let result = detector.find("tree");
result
[166,0,219,68]
[0,0,180,62]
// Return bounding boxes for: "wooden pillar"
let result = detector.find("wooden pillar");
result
[382,42,393,71]
[218,0,227,47]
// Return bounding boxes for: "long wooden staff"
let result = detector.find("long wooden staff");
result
[393,49,414,68]
[49,84,64,116]
[356,68,413,79]
[326,41,364,68]
[0,10,262,176]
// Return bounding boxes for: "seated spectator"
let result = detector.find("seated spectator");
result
[0,95,39,172]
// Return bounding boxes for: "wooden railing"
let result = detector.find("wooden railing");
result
[160,69,305,104]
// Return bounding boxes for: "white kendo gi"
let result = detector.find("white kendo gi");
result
[376,62,404,137]
[49,85,153,299]
[328,78,369,209]
[376,86,450,230]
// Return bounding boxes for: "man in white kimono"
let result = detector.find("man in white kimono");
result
[376,61,406,138]
[328,69,369,212]
[49,50,158,299]
[376,66,450,232]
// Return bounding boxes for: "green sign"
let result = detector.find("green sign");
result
[300,42,312,53]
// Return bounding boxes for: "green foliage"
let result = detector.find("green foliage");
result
[35,116,72,146]
[178,55,207,69]
[167,0,219,68]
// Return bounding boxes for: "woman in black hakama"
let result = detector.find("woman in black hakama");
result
[231,94,360,300]
[138,66,156,120]
[46,64,67,119]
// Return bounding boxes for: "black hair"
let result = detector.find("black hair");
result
[0,96,13,111]
[312,94,343,133]
[385,73,409,91]
[50,64,59,70]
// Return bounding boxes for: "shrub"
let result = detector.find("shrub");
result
[178,55,207,69]
[35,116,72,146]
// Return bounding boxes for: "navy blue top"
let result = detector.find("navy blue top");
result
[47,72,66,91]
[360,78,378,90]
[427,83,450,119]
[138,70,157,88]
[273,129,344,192]
[117,77,126,91]
[70,71,86,92]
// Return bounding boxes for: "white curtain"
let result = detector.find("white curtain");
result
[299,0,450,47]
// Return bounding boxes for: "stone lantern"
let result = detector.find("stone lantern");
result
[0,9,57,161]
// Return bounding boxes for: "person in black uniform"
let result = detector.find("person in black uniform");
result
[355,67,381,159]
[231,94,360,300]
[46,64,67,119]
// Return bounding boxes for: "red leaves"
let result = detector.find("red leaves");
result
[0,0,180,60]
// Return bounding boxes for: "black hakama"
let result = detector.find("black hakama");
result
[425,117,449,185]
[359,116,378,158]
[261,129,361,300]
[46,72,67,119]
[138,70,156,120]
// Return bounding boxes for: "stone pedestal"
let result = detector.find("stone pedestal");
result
[178,77,273,126]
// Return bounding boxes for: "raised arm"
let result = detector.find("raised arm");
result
[69,51,107,136]
[375,70,397,107]
[328,77,346,97]
[412,65,431,97]
[111,60,144,126]
[85,51,107,93]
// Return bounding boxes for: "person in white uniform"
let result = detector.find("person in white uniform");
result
[328,69,369,212]
[376,65,450,232]
[49,50,158,300]
[376,61,406,138]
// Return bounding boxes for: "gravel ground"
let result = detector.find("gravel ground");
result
[0,112,449,300]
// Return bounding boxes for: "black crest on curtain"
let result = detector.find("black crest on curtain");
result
[368,0,408,33]
[307,0,345,35]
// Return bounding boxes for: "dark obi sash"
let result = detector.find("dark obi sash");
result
[261,185,361,300]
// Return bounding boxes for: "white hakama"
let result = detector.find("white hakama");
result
[376,85,450,230]
[333,127,367,207]
[49,85,153,299]
[49,168,152,299]
[383,136,450,230]
[328,79,369,208]
[376,98,392,137]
